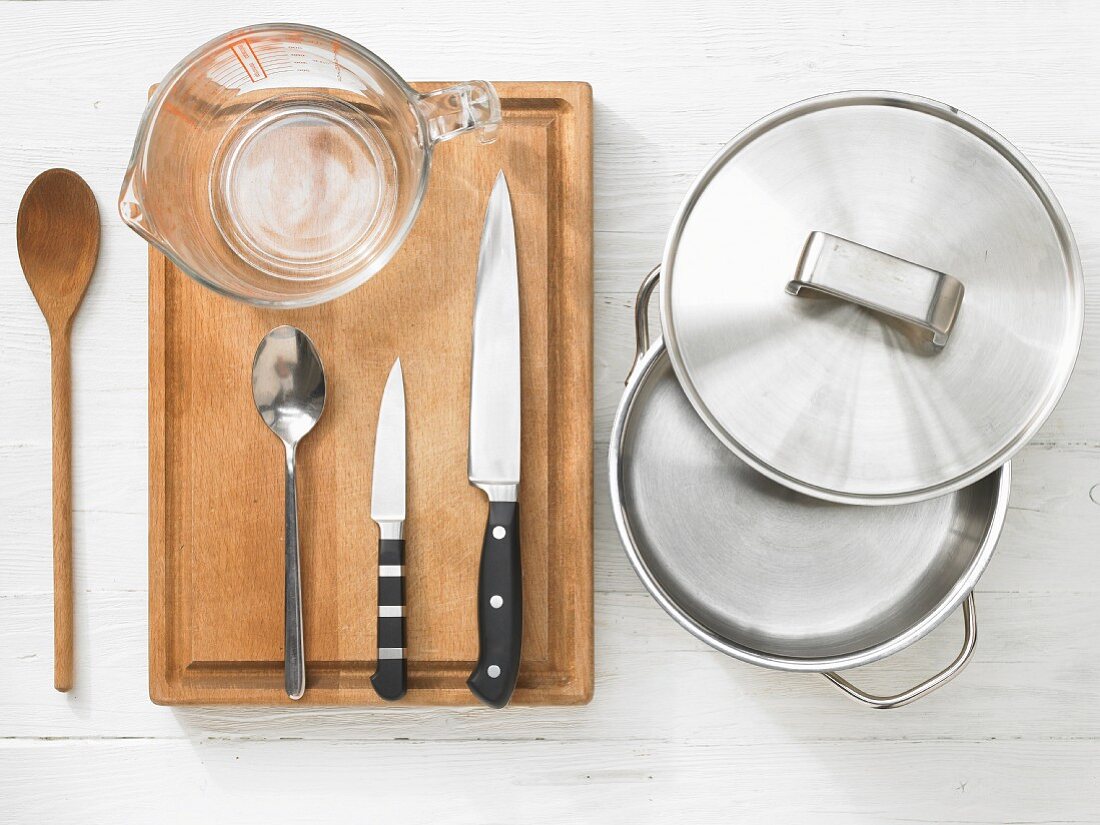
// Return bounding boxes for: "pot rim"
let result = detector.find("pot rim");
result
[609,335,1012,673]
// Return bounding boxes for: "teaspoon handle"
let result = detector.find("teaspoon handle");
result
[283,442,305,700]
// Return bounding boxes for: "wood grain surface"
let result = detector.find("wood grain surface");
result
[149,82,593,705]
[2,1,1099,822]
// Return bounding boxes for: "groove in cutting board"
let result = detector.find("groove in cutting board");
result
[148,82,593,705]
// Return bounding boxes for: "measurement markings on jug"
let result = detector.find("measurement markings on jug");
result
[231,40,267,82]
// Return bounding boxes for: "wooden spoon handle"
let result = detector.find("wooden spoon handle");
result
[51,327,73,692]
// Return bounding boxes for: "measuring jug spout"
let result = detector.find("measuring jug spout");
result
[118,167,162,250]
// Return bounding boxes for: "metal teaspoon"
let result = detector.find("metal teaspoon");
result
[251,325,326,700]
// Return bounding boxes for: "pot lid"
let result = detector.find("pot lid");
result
[661,91,1083,504]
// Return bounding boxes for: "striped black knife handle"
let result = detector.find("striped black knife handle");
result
[371,538,407,701]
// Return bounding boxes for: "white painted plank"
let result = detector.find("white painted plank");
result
[1,440,1097,597]
[2,266,1097,461]
[1,737,1098,824]
[2,589,1098,742]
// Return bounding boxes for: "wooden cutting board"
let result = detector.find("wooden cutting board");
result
[148,81,593,705]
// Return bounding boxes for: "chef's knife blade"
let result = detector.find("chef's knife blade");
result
[467,171,522,708]
[468,172,521,492]
[370,358,407,701]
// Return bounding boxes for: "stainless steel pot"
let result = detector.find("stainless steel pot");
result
[610,267,1011,708]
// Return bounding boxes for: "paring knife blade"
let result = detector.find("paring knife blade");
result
[466,171,523,708]
[370,358,408,701]
[371,358,406,526]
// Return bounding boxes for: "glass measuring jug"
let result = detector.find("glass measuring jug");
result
[119,23,501,306]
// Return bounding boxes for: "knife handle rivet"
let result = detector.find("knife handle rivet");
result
[490,594,503,609]
[492,526,506,540]
[487,665,501,679]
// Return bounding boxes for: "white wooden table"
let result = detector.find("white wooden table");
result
[2,1,1098,821]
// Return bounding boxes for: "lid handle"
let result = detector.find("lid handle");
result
[786,232,964,348]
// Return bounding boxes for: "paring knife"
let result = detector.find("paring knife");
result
[467,171,522,708]
[370,358,408,701]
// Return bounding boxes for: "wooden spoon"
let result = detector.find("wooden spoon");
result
[17,169,100,692]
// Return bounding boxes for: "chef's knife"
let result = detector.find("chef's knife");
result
[467,171,522,708]
[370,358,408,701]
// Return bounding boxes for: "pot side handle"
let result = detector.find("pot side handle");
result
[822,593,977,710]
[627,265,662,384]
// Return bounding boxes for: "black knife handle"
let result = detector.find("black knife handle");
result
[467,500,522,708]
[371,538,407,701]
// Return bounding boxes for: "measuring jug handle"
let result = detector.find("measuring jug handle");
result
[418,82,501,145]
